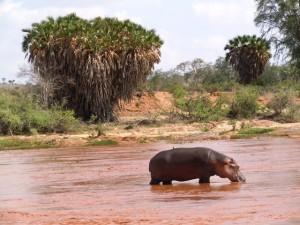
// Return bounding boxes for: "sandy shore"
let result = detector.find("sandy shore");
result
[1,119,299,150]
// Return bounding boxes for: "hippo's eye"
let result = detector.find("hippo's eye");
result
[230,163,239,169]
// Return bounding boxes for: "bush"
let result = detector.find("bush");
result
[267,90,300,122]
[170,84,187,99]
[0,109,23,135]
[0,88,80,135]
[282,105,300,122]
[48,108,80,133]
[228,88,259,118]
[267,91,292,115]
[202,80,238,92]
[173,94,228,122]
[169,84,188,110]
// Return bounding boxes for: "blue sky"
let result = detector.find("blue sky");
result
[0,0,260,81]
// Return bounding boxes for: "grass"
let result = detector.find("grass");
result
[87,139,118,146]
[231,127,274,139]
[0,138,57,150]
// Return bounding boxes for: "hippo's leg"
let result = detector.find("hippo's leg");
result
[162,180,172,185]
[150,178,161,185]
[199,176,210,183]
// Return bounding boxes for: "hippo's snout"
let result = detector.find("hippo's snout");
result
[237,172,246,182]
[231,171,246,183]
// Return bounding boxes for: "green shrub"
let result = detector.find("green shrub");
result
[228,88,259,119]
[49,109,80,133]
[202,81,238,92]
[0,88,80,135]
[0,109,23,135]
[95,124,105,136]
[282,105,300,122]
[0,138,56,150]
[231,127,274,139]
[170,84,187,99]
[266,90,300,122]
[88,139,118,146]
[267,91,292,115]
[174,95,228,122]
[170,84,188,111]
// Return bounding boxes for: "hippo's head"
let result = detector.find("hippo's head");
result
[215,157,246,182]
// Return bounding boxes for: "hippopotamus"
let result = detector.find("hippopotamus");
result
[149,147,246,185]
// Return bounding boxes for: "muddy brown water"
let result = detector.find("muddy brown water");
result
[0,137,299,225]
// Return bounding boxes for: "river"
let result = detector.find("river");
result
[0,137,299,225]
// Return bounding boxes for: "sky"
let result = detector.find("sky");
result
[0,0,260,81]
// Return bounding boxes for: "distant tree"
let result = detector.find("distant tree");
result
[1,78,6,84]
[8,80,15,85]
[214,57,235,78]
[257,63,296,85]
[22,14,163,121]
[146,70,185,92]
[224,35,271,84]
[255,0,300,74]
[175,61,193,75]
[146,70,168,91]
[18,65,55,106]
[202,57,236,86]
[17,65,37,84]
[175,58,210,89]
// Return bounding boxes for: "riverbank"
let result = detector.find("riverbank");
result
[0,90,300,150]
[1,119,300,150]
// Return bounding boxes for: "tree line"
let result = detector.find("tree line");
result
[20,0,300,122]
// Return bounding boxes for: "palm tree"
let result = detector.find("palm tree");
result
[224,35,271,84]
[22,14,163,121]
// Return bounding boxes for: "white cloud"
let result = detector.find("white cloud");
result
[156,28,186,69]
[1,4,106,23]
[193,0,254,24]
[193,36,226,49]
[192,35,228,62]
[191,0,260,62]
[113,10,143,24]
[0,0,107,80]
[0,0,21,16]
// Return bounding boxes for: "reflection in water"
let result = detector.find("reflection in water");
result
[150,183,241,202]
[151,183,241,194]
[0,137,299,225]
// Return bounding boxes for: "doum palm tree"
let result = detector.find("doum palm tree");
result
[22,14,163,121]
[224,35,271,84]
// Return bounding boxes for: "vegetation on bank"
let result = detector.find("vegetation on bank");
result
[87,139,118,146]
[0,87,80,135]
[231,127,274,139]
[146,58,300,124]
[0,137,57,150]
[1,58,300,137]
[0,135,121,150]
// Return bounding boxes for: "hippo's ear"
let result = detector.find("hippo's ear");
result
[224,157,233,164]
[224,158,238,167]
